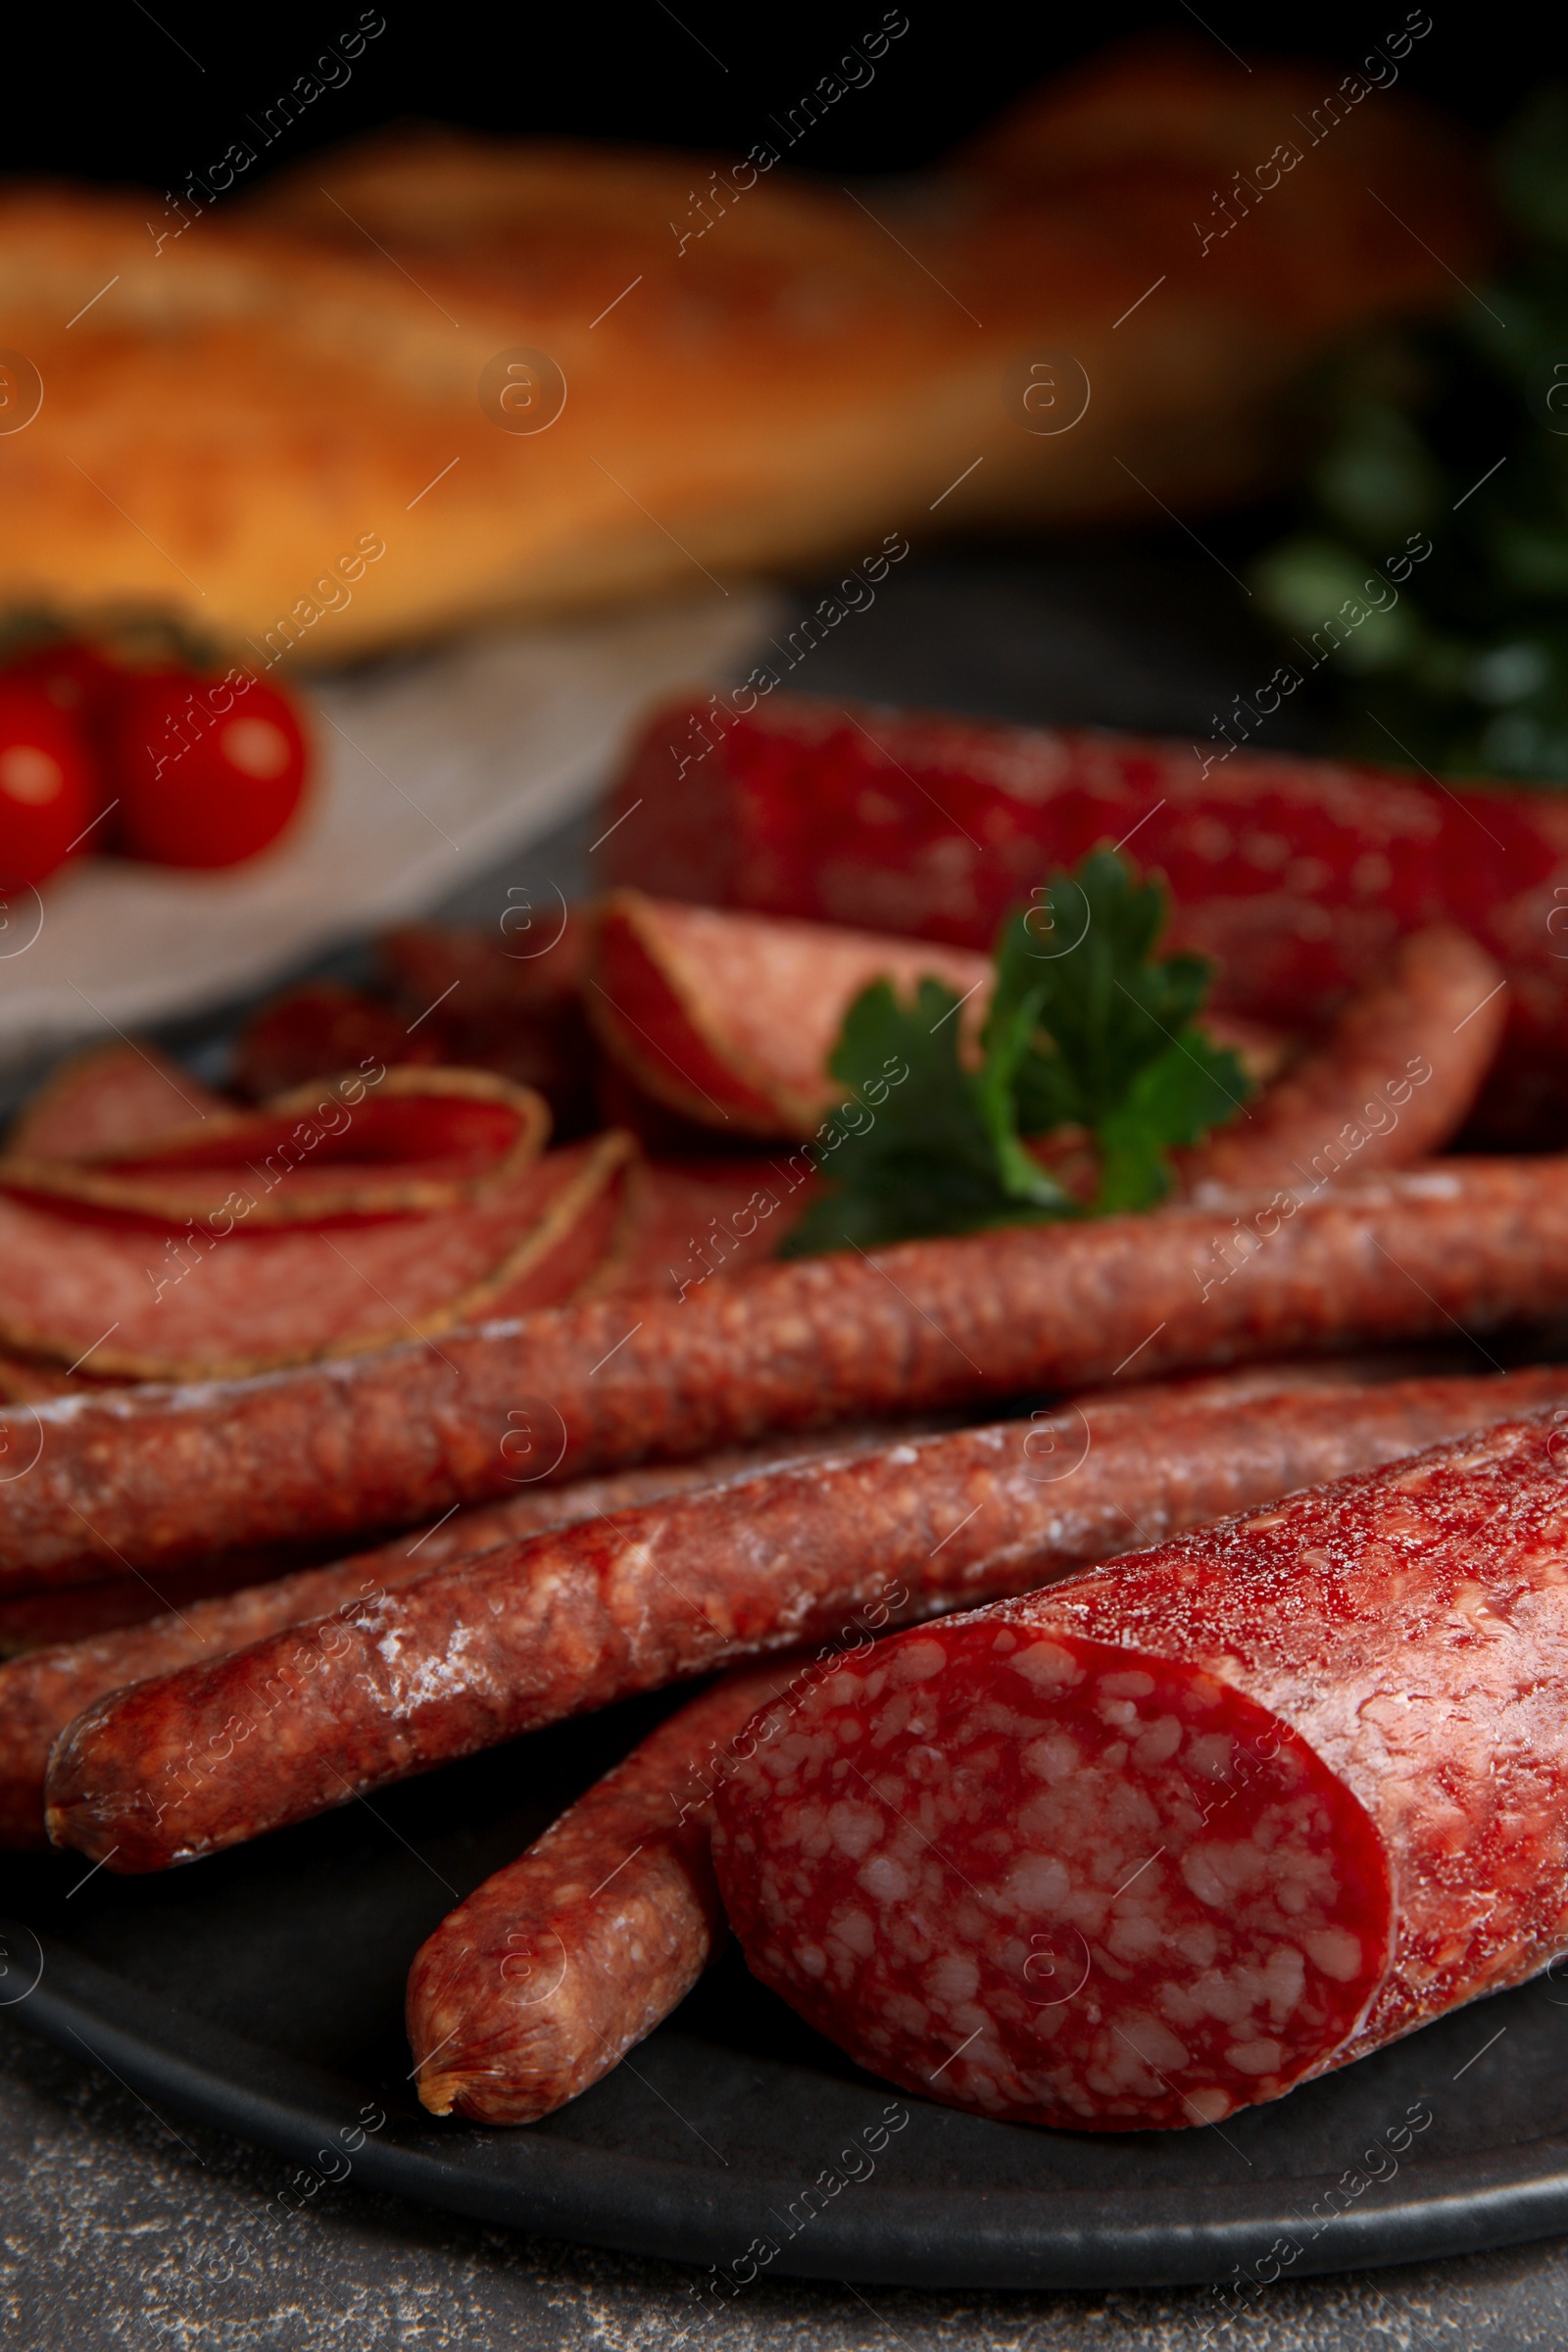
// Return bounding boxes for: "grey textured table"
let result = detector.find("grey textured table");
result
[8,540,1568,2346]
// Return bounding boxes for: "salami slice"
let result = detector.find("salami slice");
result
[584,1153,817,1299]
[4,1042,227,1161]
[1178,928,1507,1197]
[6,1156,1568,1587]
[409,1664,785,2123]
[380,921,598,1141]
[0,1068,550,1229]
[588,890,989,1137]
[0,1129,633,1384]
[711,1408,1568,2132]
[42,1365,1568,1873]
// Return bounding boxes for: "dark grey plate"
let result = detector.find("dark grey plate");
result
[8,1686,1568,2294]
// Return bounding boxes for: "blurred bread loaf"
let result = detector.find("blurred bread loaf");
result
[0,39,1485,663]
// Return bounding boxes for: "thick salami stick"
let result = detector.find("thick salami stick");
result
[43,1366,1568,1873]
[10,1157,1568,1590]
[711,1408,1568,2133]
[0,1427,909,1848]
[1178,928,1505,1197]
[409,1664,784,2124]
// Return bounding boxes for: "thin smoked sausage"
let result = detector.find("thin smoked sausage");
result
[43,1366,1568,1872]
[10,1156,1568,1588]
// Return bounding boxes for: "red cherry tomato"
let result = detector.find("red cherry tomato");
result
[111,672,311,868]
[10,638,124,731]
[8,640,124,839]
[0,680,97,887]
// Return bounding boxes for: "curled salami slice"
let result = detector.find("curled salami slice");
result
[587,890,988,1137]
[1179,928,1506,1197]
[711,1408,1568,2132]
[0,1129,633,1386]
[0,1068,550,1229]
[42,1364,1568,1872]
[409,1663,785,2123]
[7,1155,1568,1587]
[5,1043,228,1161]
[0,1422,937,1844]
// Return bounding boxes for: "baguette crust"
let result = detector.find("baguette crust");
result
[0,44,1485,662]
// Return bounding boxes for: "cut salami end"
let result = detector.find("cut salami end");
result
[714,1408,1568,2132]
[713,1631,1389,2132]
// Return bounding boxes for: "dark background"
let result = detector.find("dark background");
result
[12,2,1563,191]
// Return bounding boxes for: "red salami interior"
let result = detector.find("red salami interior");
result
[714,1629,1391,2130]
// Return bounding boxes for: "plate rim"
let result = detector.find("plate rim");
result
[14,1928,1568,2294]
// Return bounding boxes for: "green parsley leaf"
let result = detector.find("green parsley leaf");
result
[1095,1029,1253,1213]
[778,849,1251,1255]
[778,978,1067,1257]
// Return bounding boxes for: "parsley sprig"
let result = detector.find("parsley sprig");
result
[780,850,1250,1256]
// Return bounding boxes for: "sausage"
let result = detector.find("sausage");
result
[0,1423,926,1847]
[43,1364,1568,1873]
[710,1405,1568,2132]
[601,691,1568,1145]
[10,1155,1568,1590]
[407,1362,1468,2125]
[1178,928,1507,1197]
[408,1663,785,2124]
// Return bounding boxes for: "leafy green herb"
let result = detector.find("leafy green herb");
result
[1252,87,1568,782]
[779,851,1250,1255]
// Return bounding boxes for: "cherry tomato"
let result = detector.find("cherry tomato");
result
[0,680,97,887]
[10,638,124,731]
[8,639,124,840]
[111,671,311,868]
